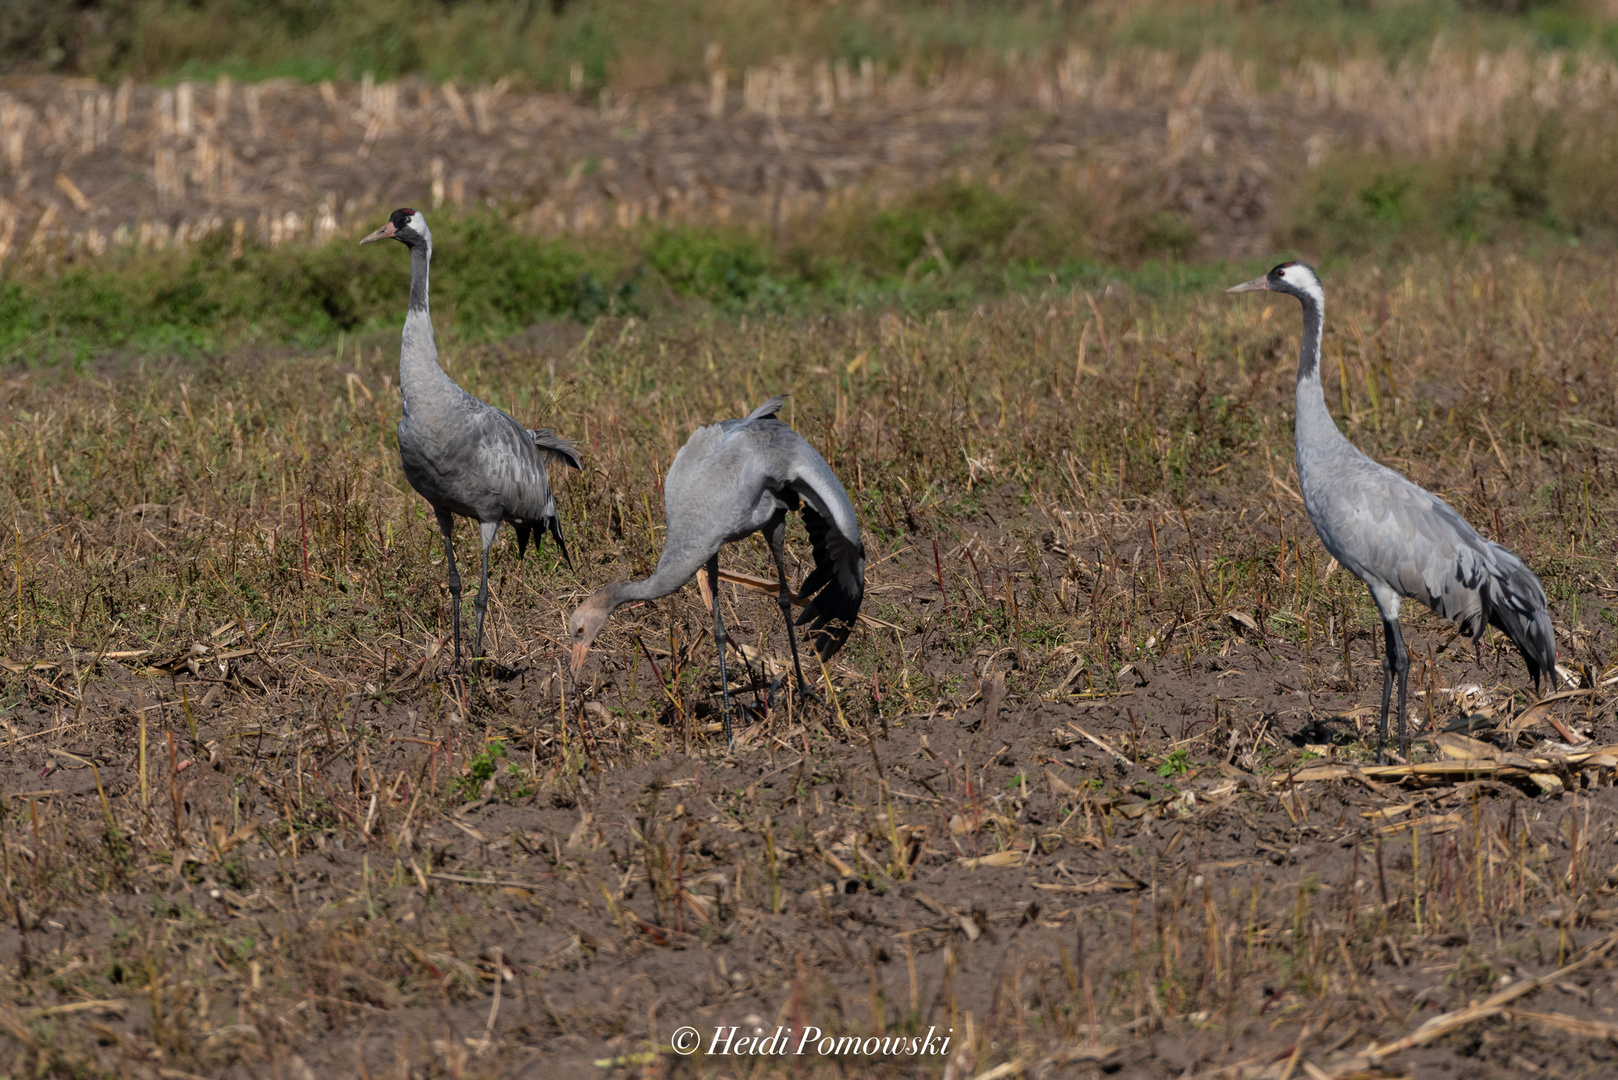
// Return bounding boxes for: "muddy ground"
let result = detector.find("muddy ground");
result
[4,497,1618,1078]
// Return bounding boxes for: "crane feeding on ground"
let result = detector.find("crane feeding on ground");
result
[362,208,581,669]
[1228,261,1556,763]
[567,396,864,745]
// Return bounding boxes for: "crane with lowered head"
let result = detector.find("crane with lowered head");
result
[566,396,864,746]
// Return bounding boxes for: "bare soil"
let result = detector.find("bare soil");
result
[5,496,1618,1078]
[6,235,1618,1076]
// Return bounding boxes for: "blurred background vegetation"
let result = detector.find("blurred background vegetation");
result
[7,0,1618,360]
[5,0,1617,90]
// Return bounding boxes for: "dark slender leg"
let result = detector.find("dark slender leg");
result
[1376,643,1392,764]
[1377,615,1410,764]
[765,516,821,705]
[472,520,499,669]
[435,509,463,668]
[1394,626,1411,762]
[707,554,733,748]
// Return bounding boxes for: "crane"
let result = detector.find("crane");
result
[1228,261,1555,762]
[567,396,864,745]
[362,208,581,669]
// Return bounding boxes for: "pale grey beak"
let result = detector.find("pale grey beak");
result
[1225,275,1270,294]
[359,220,397,245]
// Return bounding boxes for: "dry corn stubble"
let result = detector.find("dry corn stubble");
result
[4,202,1618,1077]
[6,38,1618,280]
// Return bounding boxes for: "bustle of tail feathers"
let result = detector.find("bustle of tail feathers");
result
[794,502,864,659]
[547,516,574,569]
[1481,549,1557,689]
[528,428,583,472]
[746,396,787,422]
[511,518,573,568]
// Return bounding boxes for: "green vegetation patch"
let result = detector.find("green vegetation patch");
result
[1,175,1237,364]
[8,0,1618,91]
[1,217,634,362]
[1284,102,1618,255]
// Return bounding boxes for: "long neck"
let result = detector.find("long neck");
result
[399,240,446,394]
[597,541,711,616]
[1293,292,1339,447]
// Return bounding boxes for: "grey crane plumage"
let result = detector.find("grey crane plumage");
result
[1229,262,1555,762]
[362,208,581,668]
[567,396,865,745]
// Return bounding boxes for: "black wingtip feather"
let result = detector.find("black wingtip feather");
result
[1482,560,1557,691]
[793,502,864,659]
[796,586,861,658]
[513,523,532,559]
[549,516,574,570]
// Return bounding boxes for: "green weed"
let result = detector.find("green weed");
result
[1156,748,1192,779]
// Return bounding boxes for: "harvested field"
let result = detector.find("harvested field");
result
[4,41,1618,269]
[5,232,1618,1079]
[2,61,1283,267]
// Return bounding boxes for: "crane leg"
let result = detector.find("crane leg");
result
[707,554,733,748]
[1395,625,1411,762]
[1377,615,1410,764]
[765,517,822,707]
[435,510,463,669]
[472,519,499,670]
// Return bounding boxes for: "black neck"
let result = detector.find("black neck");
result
[1296,293,1322,383]
[407,240,431,313]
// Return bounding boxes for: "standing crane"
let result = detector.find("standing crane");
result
[362,208,581,669]
[1228,262,1556,762]
[567,396,864,745]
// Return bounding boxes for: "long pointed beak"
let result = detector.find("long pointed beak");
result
[1225,275,1270,294]
[570,641,590,676]
[359,221,397,246]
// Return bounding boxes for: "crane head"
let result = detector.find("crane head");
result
[1227,261,1323,306]
[566,591,615,675]
[360,208,429,247]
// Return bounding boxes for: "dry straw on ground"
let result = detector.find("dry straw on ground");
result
[3,43,1618,268]
[4,238,1618,1075]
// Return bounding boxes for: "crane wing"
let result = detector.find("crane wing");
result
[765,427,864,659]
[795,498,864,658]
[1309,468,1484,622]
[472,407,561,527]
[747,396,786,421]
[668,404,864,658]
[1306,462,1554,679]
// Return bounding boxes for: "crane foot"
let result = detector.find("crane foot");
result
[766,675,824,712]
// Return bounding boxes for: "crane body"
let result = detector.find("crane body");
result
[363,208,580,668]
[568,397,864,745]
[1229,262,1555,761]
